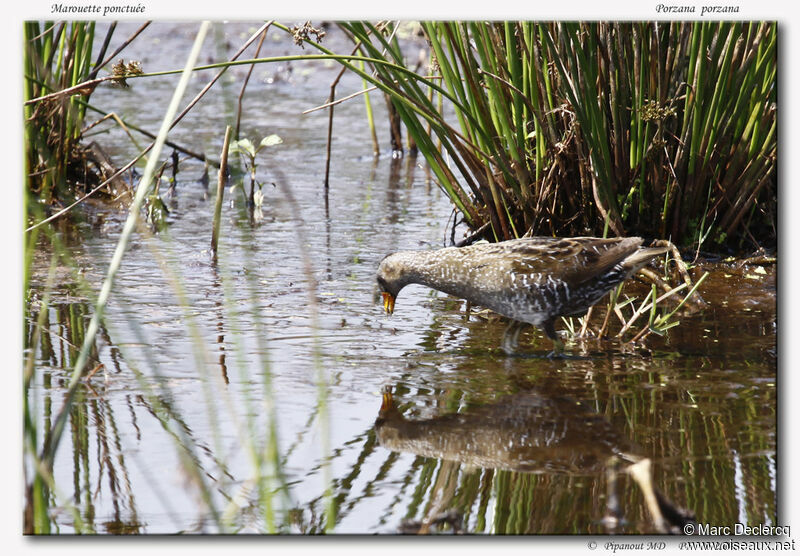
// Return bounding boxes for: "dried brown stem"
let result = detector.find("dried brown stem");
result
[211,126,232,255]
[235,23,272,139]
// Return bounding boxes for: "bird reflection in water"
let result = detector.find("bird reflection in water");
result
[375,386,695,534]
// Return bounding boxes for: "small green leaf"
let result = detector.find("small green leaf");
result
[230,138,255,157]
[145,194,170,232]
[260,134,283,148]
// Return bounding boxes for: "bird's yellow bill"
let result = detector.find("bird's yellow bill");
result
[380,390,394,412]
[381,292,395,314]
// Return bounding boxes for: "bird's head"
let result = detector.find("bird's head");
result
[376,253,410,315]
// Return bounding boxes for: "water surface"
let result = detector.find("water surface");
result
[24,22,777,534]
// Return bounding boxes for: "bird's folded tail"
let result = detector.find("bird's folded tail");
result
[622,246,669,274]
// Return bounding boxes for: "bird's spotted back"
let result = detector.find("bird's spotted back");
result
[376,236,664,333]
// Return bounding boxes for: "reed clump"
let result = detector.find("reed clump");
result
[24,22,121,204]
[325,22,775,251]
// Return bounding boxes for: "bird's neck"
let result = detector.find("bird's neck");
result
[395,248,470,297]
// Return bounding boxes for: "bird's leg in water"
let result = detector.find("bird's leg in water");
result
[544,318,565,357]
[501,320,528,355]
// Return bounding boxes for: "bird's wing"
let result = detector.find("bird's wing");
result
[510,237,642,288]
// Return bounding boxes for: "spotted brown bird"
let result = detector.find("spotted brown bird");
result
[376,236,668,354]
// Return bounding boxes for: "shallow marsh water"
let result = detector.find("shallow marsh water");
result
[24,22,776,534]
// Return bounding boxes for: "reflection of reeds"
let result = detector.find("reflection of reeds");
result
[358,381,772,534]
[272,168,335,531]
[24,249,58,534]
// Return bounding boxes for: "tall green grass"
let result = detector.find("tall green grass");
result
[326,22,776,249]
[24,22,99,203]
[24,21,776,248]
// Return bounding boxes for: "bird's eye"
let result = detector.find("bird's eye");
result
[376,277,387,291]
